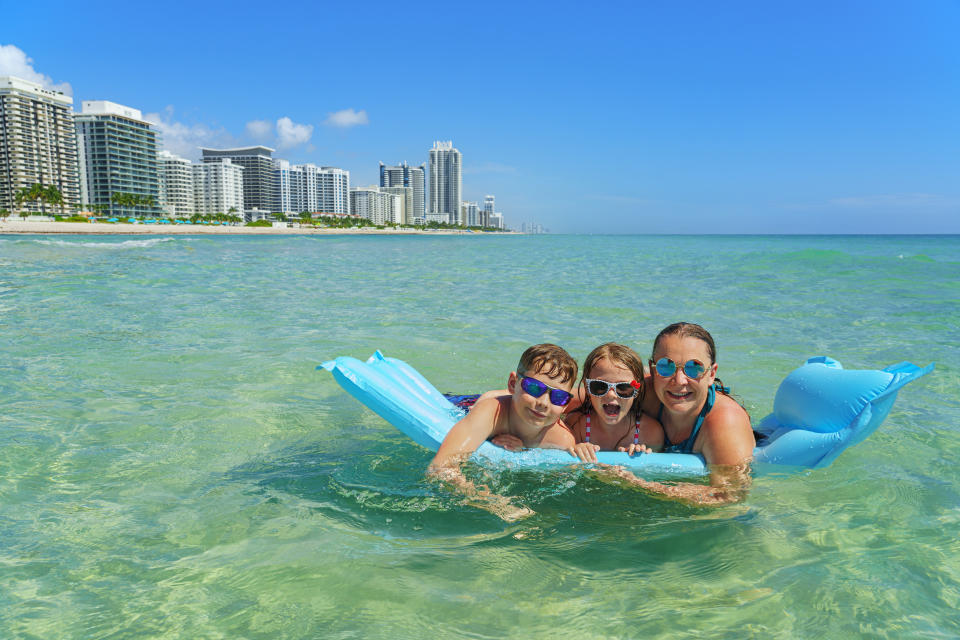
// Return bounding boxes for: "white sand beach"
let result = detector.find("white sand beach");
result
[0,219,502,236]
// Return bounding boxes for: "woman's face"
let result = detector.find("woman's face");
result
[586,357,638,425]
[651,334,717,416]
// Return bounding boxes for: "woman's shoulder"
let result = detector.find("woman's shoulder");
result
[703,393,752,434]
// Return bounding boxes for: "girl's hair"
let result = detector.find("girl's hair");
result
[651,322,729,396]
[575,342,645,417]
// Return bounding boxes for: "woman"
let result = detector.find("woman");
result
[611,322,755,504]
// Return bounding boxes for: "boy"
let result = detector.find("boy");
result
[427,344,577,521]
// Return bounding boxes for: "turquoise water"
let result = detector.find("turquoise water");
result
[0,233,957,638]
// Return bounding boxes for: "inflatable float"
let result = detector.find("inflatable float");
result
[319,352,932,475]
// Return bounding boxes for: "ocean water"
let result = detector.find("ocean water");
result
[0,233,957,639]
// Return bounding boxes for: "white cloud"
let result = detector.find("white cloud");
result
[276,117,313,149]
[245,119,273,141]
[0,44,72,95]
[144,106,236,160]
[324,108,369,128]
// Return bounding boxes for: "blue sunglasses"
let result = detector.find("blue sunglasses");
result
[650,357,710,380]
[517,375,573,407]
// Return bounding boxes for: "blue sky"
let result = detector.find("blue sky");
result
[3,0,958,232]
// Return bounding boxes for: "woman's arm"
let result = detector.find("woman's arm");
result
[602,404,754,505]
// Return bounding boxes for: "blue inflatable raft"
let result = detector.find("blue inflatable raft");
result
[319,352,932,475]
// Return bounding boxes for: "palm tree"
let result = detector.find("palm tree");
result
[111,192,136,218]
[44,185,64,217]
[26,183,46,215]
[14,187,30,218]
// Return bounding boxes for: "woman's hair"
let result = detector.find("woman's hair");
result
[651,322,729,396]
[652,322,717,363]
[576,342,645,417]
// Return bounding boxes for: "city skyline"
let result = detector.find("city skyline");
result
[2,1,958,233]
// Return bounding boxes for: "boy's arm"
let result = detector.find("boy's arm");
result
[427,399,533,521]
[538,421,576,450]
[429,398,500,472]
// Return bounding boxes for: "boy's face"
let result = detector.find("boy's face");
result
[507,367,573,429]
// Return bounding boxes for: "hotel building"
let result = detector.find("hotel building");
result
[350,186,402,225]
[380,186,412,225]
[275,161,350,215]
[379,161,425,223]
[201,146,277,214]
[193,158,244,216]
[0,76,80,213]
[75,100,160,217]
[462,201,480,227]
[428,141,461,225]
[158,150,196,217]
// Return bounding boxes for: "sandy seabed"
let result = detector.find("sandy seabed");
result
[0,219,500,236]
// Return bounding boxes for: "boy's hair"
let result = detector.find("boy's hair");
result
[577,343,645,417]
[516,344,578,385]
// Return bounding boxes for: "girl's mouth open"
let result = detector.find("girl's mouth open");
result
[667,390,693,400]
[602,403,620,417]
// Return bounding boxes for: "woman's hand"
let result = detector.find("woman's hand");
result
[567,442,601,462]
[490,434,524,451]
[618,443,652,456]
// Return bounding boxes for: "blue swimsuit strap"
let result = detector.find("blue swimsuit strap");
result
[658,384,716,454]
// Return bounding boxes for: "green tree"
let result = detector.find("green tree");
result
[44,185,64,216]
[14,187,31,218]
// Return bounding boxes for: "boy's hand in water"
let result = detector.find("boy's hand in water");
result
[490,434,524,451]
[467,488,534,522]
[619,443,652,456]
[568,442,601,462]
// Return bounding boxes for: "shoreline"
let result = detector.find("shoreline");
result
[0,220,515,236]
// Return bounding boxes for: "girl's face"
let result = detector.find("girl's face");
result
[651,334,717,416]
[586,357,638,426]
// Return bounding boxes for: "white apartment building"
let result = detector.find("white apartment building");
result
[380,185,412,225]
[275,160,350,215]
[488,212,504,229]
[193,158,244,215]
[379,161,425,221]
[158,150,196,217]
[462,201,480,227]
[76,100,161,217]
[429,141,461,225]
[350,186,402,225]
[0,76,80,213]
[481,194,494,227]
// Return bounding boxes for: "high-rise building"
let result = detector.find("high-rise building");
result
[0,76,80,214]
[380,185,412,225]
[488,212,504,229]
[483,195,495,213]
[201,146,277,213]
[193,158,244,216]
[379,161,425,222]
[158,150,196,217]
[75,100,160,217]
[462,201,480,227]
[350,185,402,225]
[428,141,461,225]
[275,160,350,215]
[481,195,495,227]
